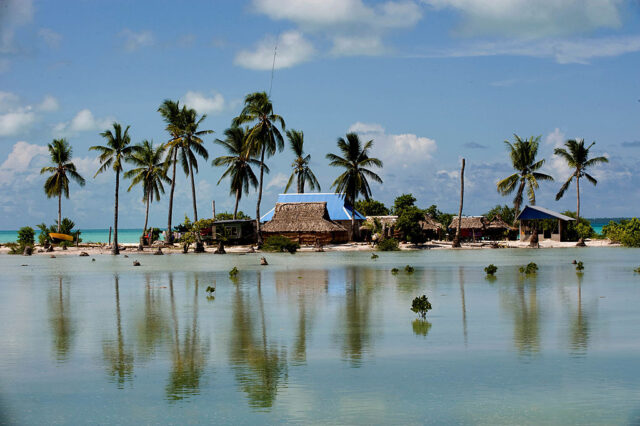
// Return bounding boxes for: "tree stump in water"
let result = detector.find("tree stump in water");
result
[23,246,33,256]
[260,257,268,266]
[576,238,586,247]
[529,232,539,248]
[194,242,205,253]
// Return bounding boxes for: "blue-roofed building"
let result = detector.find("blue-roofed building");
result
[516,205,575,242]
[261,193,365,240]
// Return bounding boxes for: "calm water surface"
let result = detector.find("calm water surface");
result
[1,249,640,425]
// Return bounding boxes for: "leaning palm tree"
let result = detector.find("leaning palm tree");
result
[284,129,320,194]
[233,92,286,244]
[326,132,383,237]
[158,99,184,244]
[213,126,263,219]
[179,107,213,222]
[124,140,171,248]
[40,139,86,232]
[554,139,608,221]
[90,123,137,255]
[496,134,554,218]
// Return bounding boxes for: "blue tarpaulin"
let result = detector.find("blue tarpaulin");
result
[260,193,365,222]
[516,205,574,221]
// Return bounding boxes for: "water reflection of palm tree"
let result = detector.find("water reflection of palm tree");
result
[459,267,468,346]
[136,274,169,361]
[569,273,590,355]
[339,267,373,367]
[49,276,75,362]
[512,278,540,355]
[166,274,209,401]
[102,274,134,388]
[230,271,288,409]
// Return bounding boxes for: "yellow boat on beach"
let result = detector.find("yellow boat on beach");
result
[49,233,74,242]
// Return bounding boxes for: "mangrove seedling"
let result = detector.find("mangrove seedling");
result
[405,265,415,274]
[519,262,539,274]
[485,264,498,276]
[206,285,216,294]
[371,253,379,260]
[229,266,239,277]
[411,295,432,319]
[634,266,640,273]
[391,267,399,275]
[576,261,584,271]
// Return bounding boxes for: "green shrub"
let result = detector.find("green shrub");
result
[411,295,432,319]
[371,253,379,259]
[603,218,640,247]
[485,264,498,276]
[17,227,35,246]
[404,265,415,274]
[229,266,239,277]
[6,242,22,255]
[634,266,640,273]
[391,268,399,275]
[262,235,299,253]
[378,238,399,251]
[519,262,539,274]
[576,261,584,271]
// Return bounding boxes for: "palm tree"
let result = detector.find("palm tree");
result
[233,92,286,245]
[326,132,383,237]
[452,158,465,248]
[90,123,136,255]
[158,99,185,244]
[496,134,554,217]
[284,129,320,194]
[213,126,263,219]
[178,107,213,222]
[554,139,608,221]
[40,139,86,232]
[124,140,171,247]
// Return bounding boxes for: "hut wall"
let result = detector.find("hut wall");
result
[263,231,335,245]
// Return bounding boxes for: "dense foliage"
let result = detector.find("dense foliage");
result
[262,235,299,253]
[396,207,426,244]
[355,199,389,216]
[423,205,454,232]
[392,194,417,215]
[17,227,35,246]
[411,295,432,319]
[216,211,251,220]
[485,264,498,276]
[485,204,517,225]
[378,238,399,251]
[519,262,539,274]
[602,218,640,247]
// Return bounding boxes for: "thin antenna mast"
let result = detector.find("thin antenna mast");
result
[268,41,278,96]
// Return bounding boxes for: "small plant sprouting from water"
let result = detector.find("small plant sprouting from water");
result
[575,261,584,271]
[229,266,239,277]
[411,295,432,319]
[206,285,215,295]
[485,264,498,276]
[405,265,415,274]
[634,266,640,273]
[391,268,399,275]
[519,262,539,275]
[371,253,379,260]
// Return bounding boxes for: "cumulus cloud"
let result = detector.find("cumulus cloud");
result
[423,0,623,38]
[182,91,226,114]
[119,29,154,52]
[347,122,437,162]
[0,108,36,136]
[38,28,62,49]
[235,31,315,70]
[53,109,114,136]
[0,141,48,185]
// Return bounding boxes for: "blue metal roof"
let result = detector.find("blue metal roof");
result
[260,193,365,222]
[516,205,575,221]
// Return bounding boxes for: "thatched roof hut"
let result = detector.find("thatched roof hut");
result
[448,216,486,230]
[486,215,516,231]
[262,202,348,244]
[420,215,444,232]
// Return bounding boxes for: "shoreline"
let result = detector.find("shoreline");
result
[0,238,619,256]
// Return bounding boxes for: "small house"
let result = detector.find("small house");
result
[211,219,255,245]
[516,205,575,242]
[448,216,487,241]
[262,202,349,245]
[420,215,445,240]
[485,215,517,240]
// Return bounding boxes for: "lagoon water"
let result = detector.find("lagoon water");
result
[1,248,640,424]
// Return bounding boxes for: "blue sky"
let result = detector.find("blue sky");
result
[1,0,640,229]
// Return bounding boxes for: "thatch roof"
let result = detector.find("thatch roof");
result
[487,215,516,231]
[448,216,487,230]
[365,215,397,226]
[262,202,347,233]
[420,215,444,231]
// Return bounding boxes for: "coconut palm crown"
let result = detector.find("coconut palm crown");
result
[124,140,171,243]
[284,129,320,194]
[40,138,86,232]
[90,122,137,255]
[213,126,264,219]
[496,134,554,217]
[554,139,608,220]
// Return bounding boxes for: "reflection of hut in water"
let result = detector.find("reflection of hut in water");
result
[448,216,487,241]
[485,215,517,240]
[516,205,575,242]
[419,215,445,240]
[262,202,348,245]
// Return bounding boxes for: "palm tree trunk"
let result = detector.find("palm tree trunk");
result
[142,192,150,247]
[351,188,356,241]
[113,169,120,255]
[256,146,266,246]
[298,174,303,194]
[167,149,177,244]
[452,158,465,248]
[58,192,62,233]
[188,157,198,222]
[576,176,580,222]
[233,188,240,220]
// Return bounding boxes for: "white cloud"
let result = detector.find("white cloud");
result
[119,29,154,52]
[235,31,315,70]
[0,107,36,136]
[348,122,437,162]
[266,173,289,190]
[423,0,622,38]
[182,91,226,115]
[38,28,62,49]
[0,141,48,185]
[37,95,59,112]
[331,35,385,56]
[0,0,34,54]
[348,122,385,134]
[53,109,114,136]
